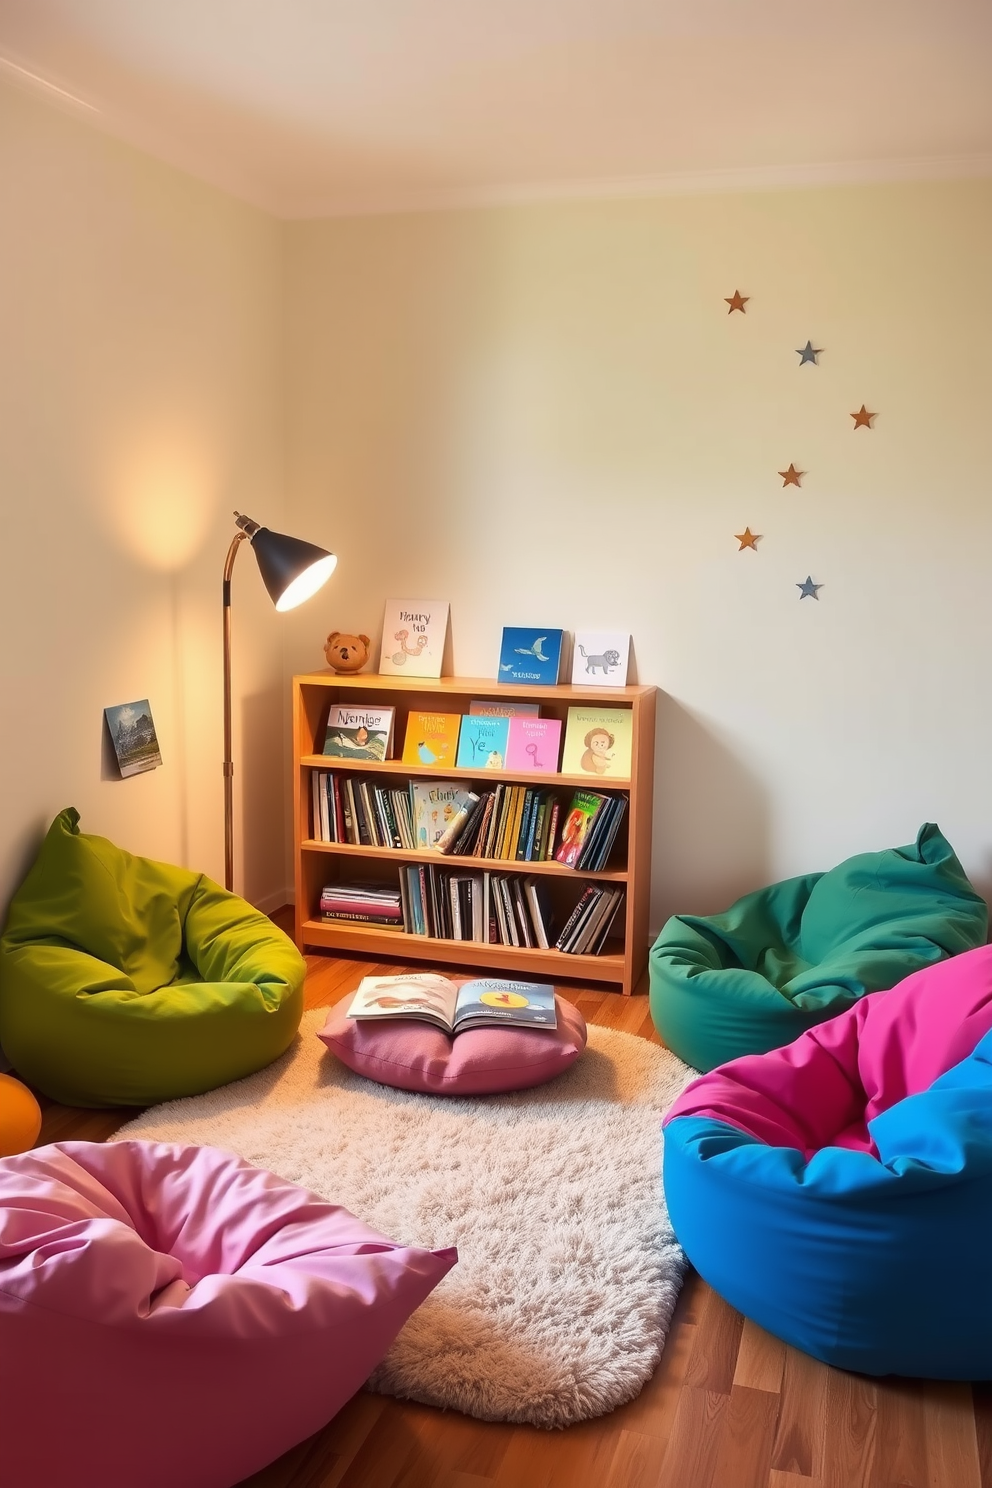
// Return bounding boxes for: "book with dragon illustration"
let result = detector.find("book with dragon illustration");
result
[496,627,564,686]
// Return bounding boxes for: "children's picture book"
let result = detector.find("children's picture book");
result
[347,972,558,1033]
[401,711,461,768]
[409,781,470,848]
[468,699,541,718]
[554,791,609,868]
[496,627,564,686]
[560,706,633,779]
[323,704,394,760]
[378,600,449,678]
[505,716,562,773]
[456,715,511,770]
[105,699,163,778]
[570,632,631,688]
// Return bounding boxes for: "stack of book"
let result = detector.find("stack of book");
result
[554,790,627,871]
[399,865,555,950]
[319,882,404,928]
[555,886,625,955]
[440,784,560,861]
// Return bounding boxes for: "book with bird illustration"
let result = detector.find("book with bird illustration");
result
[401,711,462,768]
[347,972,558,1032]
[496,627,564,685]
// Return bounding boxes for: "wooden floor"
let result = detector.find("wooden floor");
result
[33,926,992,1488]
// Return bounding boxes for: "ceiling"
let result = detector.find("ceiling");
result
[2,0,991,218]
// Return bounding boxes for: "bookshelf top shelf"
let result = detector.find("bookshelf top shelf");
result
[294,671,656,705]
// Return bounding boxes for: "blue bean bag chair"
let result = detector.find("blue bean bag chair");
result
[662,946,992,1377]
[649,822,986,1072]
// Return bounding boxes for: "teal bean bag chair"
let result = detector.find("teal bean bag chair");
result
[649,823,987,1072]
[0,808,306,1108]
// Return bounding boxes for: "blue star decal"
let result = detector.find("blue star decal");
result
[796,340,822,366]
[797,575,822,600]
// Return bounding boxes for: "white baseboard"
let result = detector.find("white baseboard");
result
[252,887,295,916]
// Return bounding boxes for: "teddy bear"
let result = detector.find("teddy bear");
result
[323,631,372,673]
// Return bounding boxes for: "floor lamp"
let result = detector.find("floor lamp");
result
[223,511,337,892]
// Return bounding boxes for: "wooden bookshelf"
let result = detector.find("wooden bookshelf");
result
[292,672,656,996]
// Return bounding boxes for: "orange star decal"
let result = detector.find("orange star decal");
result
[724,290,749,314]
[851,404,876,429]
[735,527,760,551]
[778,464,804,487]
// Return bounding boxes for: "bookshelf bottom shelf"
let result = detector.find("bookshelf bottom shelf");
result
[299,918,630,989]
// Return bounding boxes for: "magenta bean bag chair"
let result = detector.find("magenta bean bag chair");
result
[663,945,992,1376]
[0,1140,457,1488]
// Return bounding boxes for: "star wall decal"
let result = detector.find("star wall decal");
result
[796,341,823,366]
[851,404,876,429]
[725,290,749,314]
[778,464,804,487]
[735,527,760,550]
[797,576,822,600]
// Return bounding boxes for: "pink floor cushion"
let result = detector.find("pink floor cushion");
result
[0,1140,457,1488]
[318,994,587,1095]
[667,944,992,1159]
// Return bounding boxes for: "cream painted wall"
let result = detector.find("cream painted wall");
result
[0,80,288,912]
[283,181,992,931]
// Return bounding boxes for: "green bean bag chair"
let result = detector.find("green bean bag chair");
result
[649,823,987,1073]
[0,808,306,1107]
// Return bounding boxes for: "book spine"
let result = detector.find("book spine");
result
[311,771,322,842]
[320,910,404,926]
[515,789,535,861]
[435,793,481,854]
[544,798,560,860]
[554,886,598,951]
[332,774,345,843]
[318,772,331,842]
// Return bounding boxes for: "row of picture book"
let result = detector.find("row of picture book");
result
[311,771,627,873]
[322,701,633,781]
[319,874,625,957]
[346,972,558,1034]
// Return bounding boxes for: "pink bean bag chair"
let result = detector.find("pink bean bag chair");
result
[0,1140,457,1488]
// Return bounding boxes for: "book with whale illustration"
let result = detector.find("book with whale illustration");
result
[346,972,557,1033]
[496,627,564,686]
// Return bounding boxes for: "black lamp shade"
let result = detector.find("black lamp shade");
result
[250,527,337,611]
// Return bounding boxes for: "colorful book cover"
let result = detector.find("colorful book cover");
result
[468,699,540,717]
[456,715,511,770]
[570,631,631,688]
[496,627,564,686]
[505,716,562,773]
[323,704,394,760]
[560,706,633,779]
[401,711,461,768]
[378,599,449,678]
[409,780,468,848]
[554,790,609,868]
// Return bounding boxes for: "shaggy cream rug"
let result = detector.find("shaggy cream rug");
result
[113,1008,694,1428]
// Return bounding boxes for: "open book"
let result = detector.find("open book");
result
[346,972,557,1034]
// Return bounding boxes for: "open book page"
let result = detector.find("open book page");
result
[452,979,558,1033]
[346,973,460,1030]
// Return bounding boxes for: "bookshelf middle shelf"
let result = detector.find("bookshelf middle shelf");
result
[301,839,628,882]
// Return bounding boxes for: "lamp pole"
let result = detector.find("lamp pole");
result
[221,511,336,895]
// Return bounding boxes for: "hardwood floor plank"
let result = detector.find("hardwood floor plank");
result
[821,1370,876,1488]
[610,1313,696,1448]
[971,1383,992,1488]
[768,1473,823,1488]
[770,1348,828,1480]
[656,1386,729,1488]
[684,1284,746,1394]
[923,1380,982,1488]
[868,1379,927,1488]
[734,1320,787,1396]
[603,1427,669,1488]
[490,1416,624,1488]
[712,1384,781,1488]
